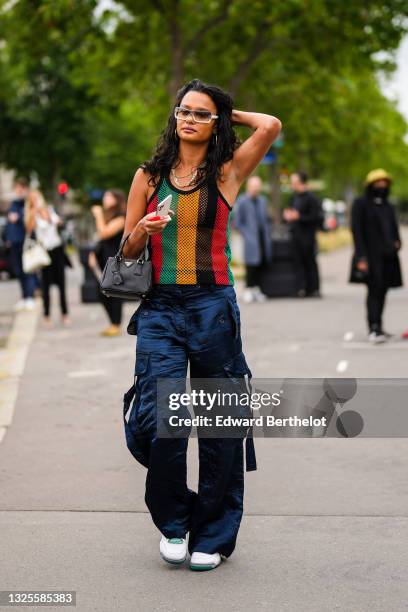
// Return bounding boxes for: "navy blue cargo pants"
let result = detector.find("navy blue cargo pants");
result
[123,283,256,558]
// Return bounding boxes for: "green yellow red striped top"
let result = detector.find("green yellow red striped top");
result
[146,170,234,285]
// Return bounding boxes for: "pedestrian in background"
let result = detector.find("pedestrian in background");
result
[349,169,402,344]
[88,189,126,337]
[284,171,322,298]
[25,190,71,328]
[232,175,273,303]
[4,178,37,311]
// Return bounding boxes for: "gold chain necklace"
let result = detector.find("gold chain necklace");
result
[171,167,198,187]
[171,167,196,179]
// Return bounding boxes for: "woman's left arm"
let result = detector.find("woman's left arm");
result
[230,110,282,183]
[92,206,125,240]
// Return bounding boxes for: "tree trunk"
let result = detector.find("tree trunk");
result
[168,0,184,100]
[46,162,60,204]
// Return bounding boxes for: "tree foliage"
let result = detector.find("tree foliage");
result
[0,0,407,200]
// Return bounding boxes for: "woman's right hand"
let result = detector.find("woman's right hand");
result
[137,210,174,236]
[356,259,368,272]
[8,211,19,223]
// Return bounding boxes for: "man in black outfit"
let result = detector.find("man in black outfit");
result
[284,171,322,297]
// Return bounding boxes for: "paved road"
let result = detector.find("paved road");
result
[0,234,407,611]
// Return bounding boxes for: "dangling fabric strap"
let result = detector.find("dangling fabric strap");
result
[245,433,257,472]
[244,370,257,472]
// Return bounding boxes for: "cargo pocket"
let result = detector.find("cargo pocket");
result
[134,351,149,377]
[223,351,257,473]
[123,352,151,468]
[227,298,241,340]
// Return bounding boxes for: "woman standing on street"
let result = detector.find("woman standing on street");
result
[89,189,126,336]
[122,79,281,570]
[349,169,402,343]
[25,190,71,328]
[232,175,273,303]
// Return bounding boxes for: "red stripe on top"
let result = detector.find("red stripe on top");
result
[211,195,229,284]
[147,194,162,283]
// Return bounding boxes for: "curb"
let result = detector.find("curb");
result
[0,300,40,444]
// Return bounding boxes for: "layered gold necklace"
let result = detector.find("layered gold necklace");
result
[170,161,206,188]
[171,167,198,187]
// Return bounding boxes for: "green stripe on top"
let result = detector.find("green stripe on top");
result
[226,215,234,285]
[158,180,178,283]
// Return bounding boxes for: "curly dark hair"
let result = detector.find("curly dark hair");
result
[140,79,241,187]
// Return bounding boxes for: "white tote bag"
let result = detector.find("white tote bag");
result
[22,237,51,273]
[35,207,62,251]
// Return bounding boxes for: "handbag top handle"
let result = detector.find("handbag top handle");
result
[117,232,150,263]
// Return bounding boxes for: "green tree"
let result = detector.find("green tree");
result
[83,0,408,198]
[1,0,408,201]
[0,0,101,196]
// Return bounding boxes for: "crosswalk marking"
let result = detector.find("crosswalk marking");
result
[336,360,349,373]
[67,369,107,378]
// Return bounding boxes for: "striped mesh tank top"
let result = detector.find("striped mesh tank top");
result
[146,169,234,285]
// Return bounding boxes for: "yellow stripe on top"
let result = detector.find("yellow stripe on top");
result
[176,190,200,284]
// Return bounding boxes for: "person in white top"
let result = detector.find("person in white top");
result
[25,190,71,328]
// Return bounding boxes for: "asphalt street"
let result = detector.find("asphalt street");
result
[0,233,407,612]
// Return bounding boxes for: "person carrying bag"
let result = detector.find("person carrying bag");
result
[25,190,71,328]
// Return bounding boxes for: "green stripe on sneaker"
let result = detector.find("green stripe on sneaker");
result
[168,538,184,544]
[190,563,217,571]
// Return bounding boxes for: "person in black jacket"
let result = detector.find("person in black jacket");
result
[88,189,126,336]
[349,169,402,343]
[284,171,322,297]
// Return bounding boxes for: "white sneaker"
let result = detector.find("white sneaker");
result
[242,288,255,304]
[24,298,35,311]
[14,299,26,312]
[368,331,386,344]
[253,286,267,303]
[159,536,187,565]
[190,552,222,571]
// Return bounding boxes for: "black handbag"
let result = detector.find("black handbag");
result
[349,252,369,283]
[99,233,152,299]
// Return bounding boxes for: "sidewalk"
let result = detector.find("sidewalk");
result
[0,244,408,611]
[0,278,40,446]
[0,277,20,347]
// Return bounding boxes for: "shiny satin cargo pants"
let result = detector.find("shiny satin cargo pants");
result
[123,283,257,557]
